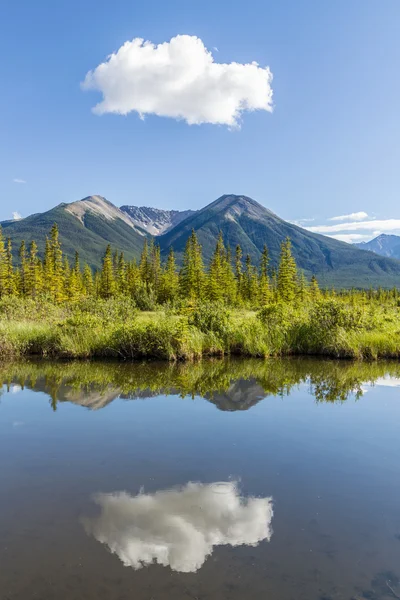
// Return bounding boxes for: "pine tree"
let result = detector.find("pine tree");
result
[139,239,149,288]
[116,252,127,293]
[208,232,226,302]
[82,264,94,296]
[0,226,6,298]
[179,230,205,301]
[297,271,309,302]
[277,238,297,302]
[149,240,162,290]
[159,247,179,303]
[259,244,270,305]
[5,238,16,296]
[27,241,41,297]
[100,244,116,298]
[234,244,243,303]
[310,275,320,300]
[68,251,82,300]
[243,254,258,301]
[18,241,28,296]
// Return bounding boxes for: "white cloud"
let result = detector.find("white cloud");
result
[371,376,400,388]
[83,481,273,573]
[12,211,22,221]
[329,233,372,243]
[13,178,26,184]
[82,35,273,127]
[329,211,369,222]
[307,219,400,235]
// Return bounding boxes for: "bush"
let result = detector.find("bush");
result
[188,302,231,338]
[309,299,364,331]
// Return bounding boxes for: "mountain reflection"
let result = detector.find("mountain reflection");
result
[1,358,400,410]
[82,481,273,573]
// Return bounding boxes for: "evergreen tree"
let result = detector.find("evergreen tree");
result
[277,238,297,302]
[100,244,116,298]
[116,252,127,293]
[5,238,16,296]
[0,226,6,298]
[139,239,150,288]
[18,241,28,296]
[208,232,226,302]
[179,230,205,301]
[243,254,258,301]
[310,275,320,300]
[159,247,179,304]
[259,244,270,305]
[234,244,243,303]
[82,264,94,296]
[27,241,41,297]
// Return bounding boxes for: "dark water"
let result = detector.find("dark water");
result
[1,358,400,600]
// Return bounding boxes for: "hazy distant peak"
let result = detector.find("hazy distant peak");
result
[120,205,195,235]
[354,233,400,258]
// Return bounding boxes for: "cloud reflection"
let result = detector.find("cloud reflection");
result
[83,481,273,572]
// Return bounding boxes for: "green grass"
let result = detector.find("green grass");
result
[1,297,400,361]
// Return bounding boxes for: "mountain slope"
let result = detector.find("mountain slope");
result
[120,205,195,235]
[1,195,145,269]
[159,194,400,288]
[355,234,400,259]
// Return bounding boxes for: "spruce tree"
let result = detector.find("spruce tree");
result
[0,226,6,298]
[27,241,40,297]
[277,238,297,302]
[234,244,243,303]
[5,238,15,296]
[179,230,205,301]
[159,247,179,303]
[82,264,94,296]
[100,244,116,298]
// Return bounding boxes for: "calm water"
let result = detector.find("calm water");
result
[1,358,400,600]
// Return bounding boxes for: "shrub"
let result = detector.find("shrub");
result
[309,299,364,331]
[188,302,231,338]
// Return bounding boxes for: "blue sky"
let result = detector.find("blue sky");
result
[1,0,400,242]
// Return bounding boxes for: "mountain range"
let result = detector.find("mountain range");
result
[120,205,195,235]
[355,234,400,260]
[3,193,400,288]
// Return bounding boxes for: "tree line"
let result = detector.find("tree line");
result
[0,222,395,307]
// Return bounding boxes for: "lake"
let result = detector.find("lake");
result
[1,358,400,600]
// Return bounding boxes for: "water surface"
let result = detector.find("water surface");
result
[1,358,400,599]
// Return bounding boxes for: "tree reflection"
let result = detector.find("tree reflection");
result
[0,358,399,411]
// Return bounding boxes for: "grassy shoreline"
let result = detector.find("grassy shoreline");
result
[1,297,400,360]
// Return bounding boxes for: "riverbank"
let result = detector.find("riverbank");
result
[1,297,400,360]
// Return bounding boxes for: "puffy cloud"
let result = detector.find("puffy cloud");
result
[12,211,22,220]
[83,481,273,573]
[13,178,26,184]
[328,211,368,222]
[82,35,273,127]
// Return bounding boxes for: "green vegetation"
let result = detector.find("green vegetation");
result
[159,194,400,288]
[4,193,400,287]
[2,358,400,408]
[1,197,144,269]
[1,222,400,360]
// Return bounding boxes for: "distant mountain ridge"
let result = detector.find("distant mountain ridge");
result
[120,205,195,235]
[3,193,400,287]
[1,195,145,269]
[159,194,400,288]
[355,234,400,259]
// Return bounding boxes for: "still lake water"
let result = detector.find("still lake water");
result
[1,358,400,600]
